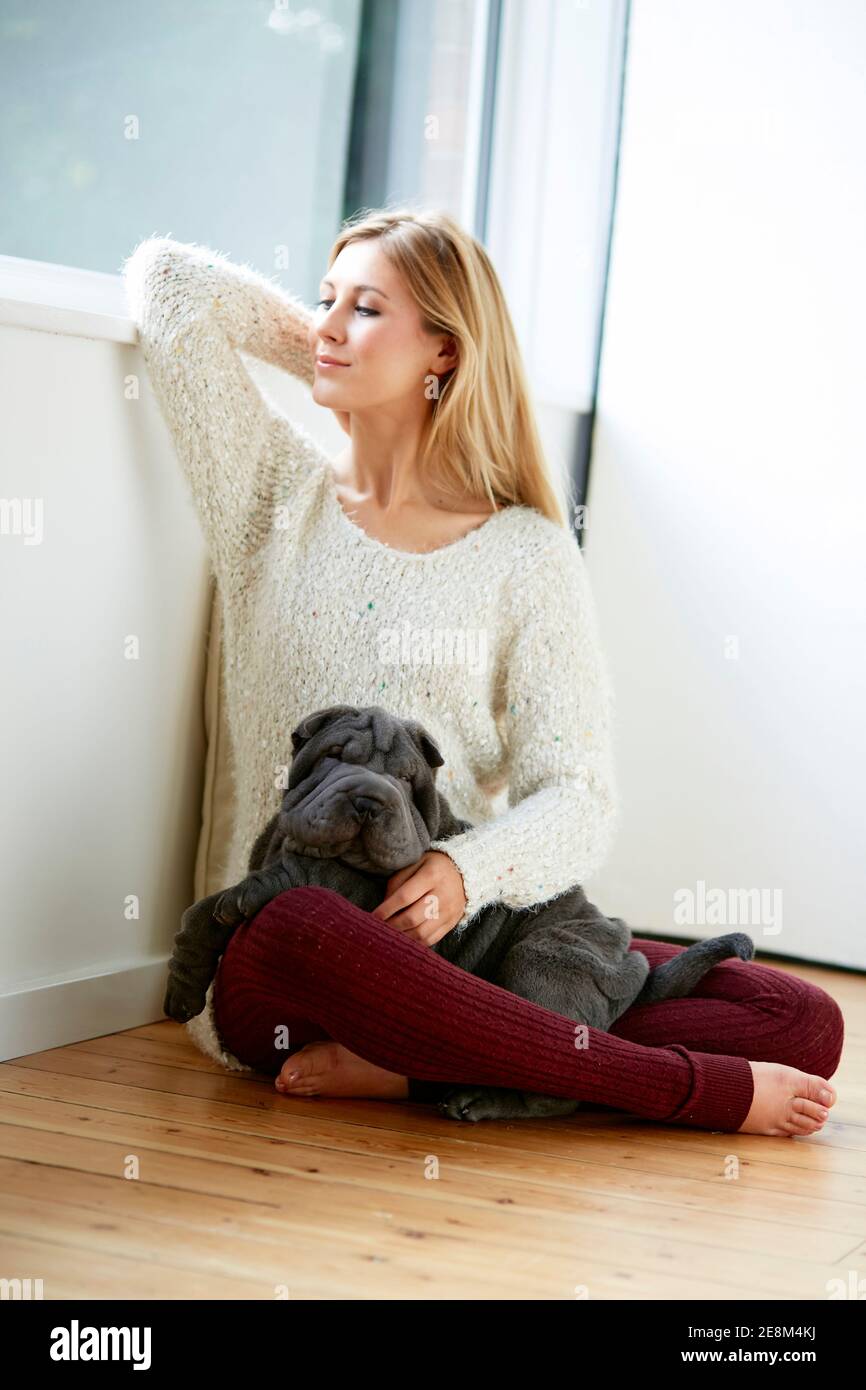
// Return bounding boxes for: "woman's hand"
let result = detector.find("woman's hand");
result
[372,851,467,945]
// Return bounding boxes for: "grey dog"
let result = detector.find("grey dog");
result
[164,703,754,1122]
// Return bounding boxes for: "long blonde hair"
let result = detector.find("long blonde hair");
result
[327,204,569,528]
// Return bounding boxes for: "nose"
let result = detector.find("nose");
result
[318,305,347,342]
[353,795,380,819]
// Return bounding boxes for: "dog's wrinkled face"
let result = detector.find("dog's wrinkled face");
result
[276,705,446,874]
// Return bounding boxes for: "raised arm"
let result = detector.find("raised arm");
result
[430,524,620,933]
[121,235,322,572]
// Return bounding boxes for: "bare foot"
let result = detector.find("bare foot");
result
[737,1061,838,1136]
[274,1041,410,1100]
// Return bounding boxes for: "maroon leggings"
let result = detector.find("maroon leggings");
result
[211,887,845,1132]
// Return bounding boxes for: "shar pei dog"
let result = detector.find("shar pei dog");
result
[164,703,753,1121]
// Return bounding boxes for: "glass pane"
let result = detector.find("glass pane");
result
[0,0,362,299]
[386,0,483,215]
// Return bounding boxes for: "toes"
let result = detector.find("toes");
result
[275,1042,340,1095]
[792,1097,830,1124]
[784,1115,820,1134]
[783,1100,827,1136]
[275,1057,308,1089]
[806,1075,837,1108]
[276,1043,324,1083]
[275,1068,319,1096]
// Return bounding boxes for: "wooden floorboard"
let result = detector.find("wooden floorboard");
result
[0,957,862,1300]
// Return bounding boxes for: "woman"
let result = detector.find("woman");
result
[122,207,842,1136]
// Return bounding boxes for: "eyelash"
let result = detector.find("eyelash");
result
[316,298,379,317]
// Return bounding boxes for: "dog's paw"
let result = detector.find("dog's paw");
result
[163,981,205,1024]
[436,1085,528,1122]
[213,887,247,926]
[437,1086,502,1121]
[437,1085,582,1122]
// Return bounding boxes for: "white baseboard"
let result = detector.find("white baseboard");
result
[0,957,170,1063]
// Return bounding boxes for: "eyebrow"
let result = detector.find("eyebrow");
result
[320,278,390,300]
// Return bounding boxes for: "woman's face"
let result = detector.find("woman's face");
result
[308,238,456,419]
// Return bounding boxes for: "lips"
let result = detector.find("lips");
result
[316,356,350,367]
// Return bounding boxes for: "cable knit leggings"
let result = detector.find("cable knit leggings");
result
[211,887,845,1132]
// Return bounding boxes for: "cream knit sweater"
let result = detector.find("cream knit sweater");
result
[122,236,620,1068]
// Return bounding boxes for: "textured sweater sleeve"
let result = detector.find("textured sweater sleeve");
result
[429,524,620,933]
[121,235,320,573]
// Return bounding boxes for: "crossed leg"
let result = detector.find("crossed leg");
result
[211,888,844,1134]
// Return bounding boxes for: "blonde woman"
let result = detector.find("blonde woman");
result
[123,208,842,1135]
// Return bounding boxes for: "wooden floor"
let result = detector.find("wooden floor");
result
[1,957,863,1300]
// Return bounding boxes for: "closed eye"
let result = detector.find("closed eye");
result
[316,298,379,316]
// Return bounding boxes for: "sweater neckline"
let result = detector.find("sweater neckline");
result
[321,461,511,561]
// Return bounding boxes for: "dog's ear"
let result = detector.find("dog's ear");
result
[290,705,360,755]
[405,719,445,769]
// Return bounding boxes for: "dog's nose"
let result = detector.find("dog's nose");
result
[353,796,380,819]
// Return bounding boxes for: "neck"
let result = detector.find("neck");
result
[334,423,449,513]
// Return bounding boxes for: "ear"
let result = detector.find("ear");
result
[290,704,360,754]
[405,719,445,769]
[435,333,459,374]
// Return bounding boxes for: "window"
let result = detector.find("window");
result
[0,0,627,511]
[345,0,495,229]
[0,0,362,300]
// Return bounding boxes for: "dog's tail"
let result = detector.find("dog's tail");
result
[632,932,755,1005]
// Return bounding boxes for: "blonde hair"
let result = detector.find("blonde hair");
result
[327,204,569,528]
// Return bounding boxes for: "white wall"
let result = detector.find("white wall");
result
[0,283,343,1060]
[585,0,866,966]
